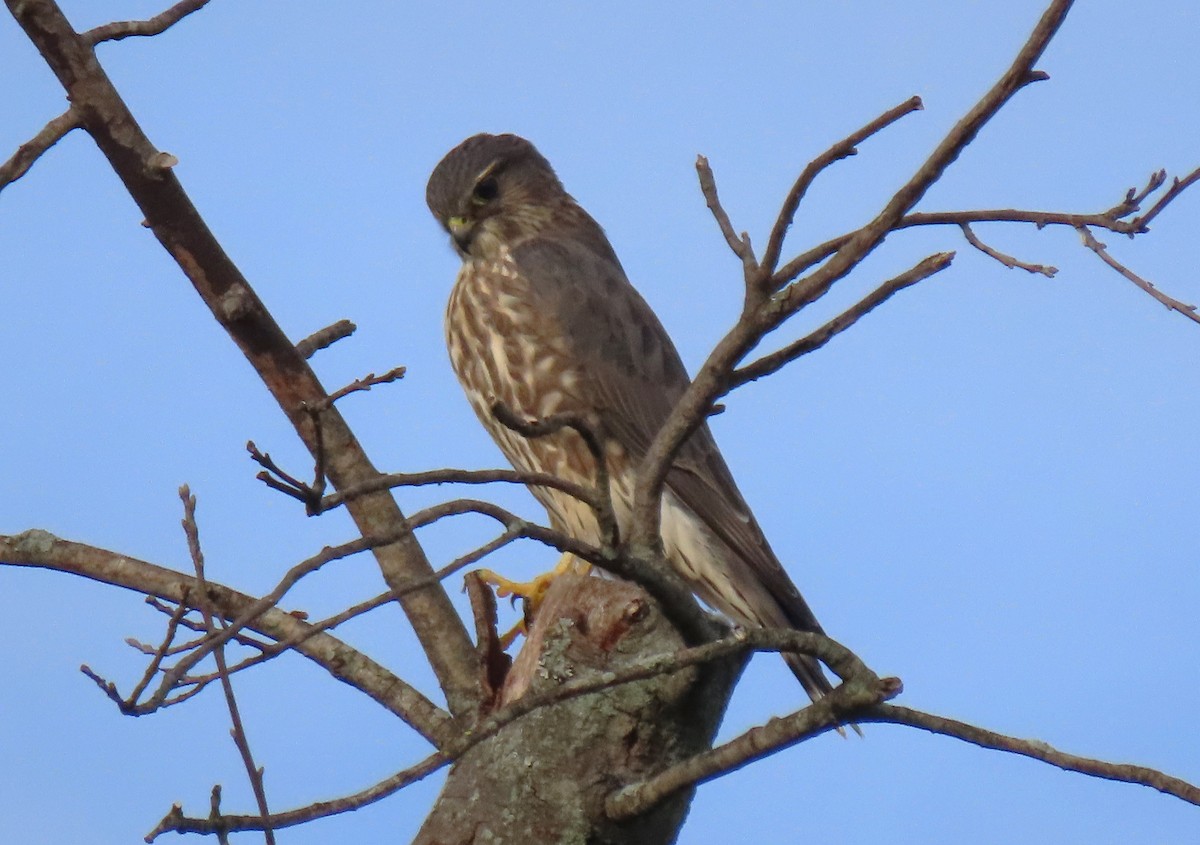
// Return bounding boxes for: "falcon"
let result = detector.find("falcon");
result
[426,133,836,703]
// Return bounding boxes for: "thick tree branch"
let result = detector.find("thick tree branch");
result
[5,0,481,716]
[0,530,451,746]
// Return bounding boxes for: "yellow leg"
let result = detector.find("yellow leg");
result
[477,553,592,647]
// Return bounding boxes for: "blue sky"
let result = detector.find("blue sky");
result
[2,1,1197,842]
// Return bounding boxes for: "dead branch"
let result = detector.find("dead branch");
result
[1132,165,1200,230]
[1077,226,1200,324]
[760,94,925,282]
[83,0,213,44]
[863,703,1200,807]
[317,365,407,409]
[629,0,1084,555]
[606,675,903,820]
[695,155,756,273]
[180,487,275,844]
[294,319,356,359]
[145,750,450,841]
[0,106,80,192]
[321,466,596,514]
[960,223,1058,276]
[731,251,956,388]
[0,530,451,745]
[7,0,481,717]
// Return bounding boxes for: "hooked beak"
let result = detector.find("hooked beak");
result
[447,216,473,253]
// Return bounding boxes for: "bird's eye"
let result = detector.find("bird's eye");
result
[471,177,499,205]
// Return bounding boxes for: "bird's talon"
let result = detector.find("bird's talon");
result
[475,556,591,646]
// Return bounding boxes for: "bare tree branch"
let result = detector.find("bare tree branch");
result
[629,0,1077,554]
[732,251,956,388]
[1076,226,1200,324]
[7,0,482,716]
[761,94,924,281]
[145,749,450,841]
[0,106,80,192]
[145,620,881,839]
[862,703,1200,808]
[180,487,276,844]
[0,530,451,746]
[960,223,1057,276]
[317,365,407,409]
[83,0,213,44]
[1132,165,1200,231]
[294,319,356,359]
[695,155,757,275]
[606,674,903,820]
[321,466,597,513]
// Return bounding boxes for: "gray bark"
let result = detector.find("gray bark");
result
[415,575,742,845]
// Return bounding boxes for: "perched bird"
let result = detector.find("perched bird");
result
[426,133,836,703]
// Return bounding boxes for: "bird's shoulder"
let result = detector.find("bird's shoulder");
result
[505,233,691,393]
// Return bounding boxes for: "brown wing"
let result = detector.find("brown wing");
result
[509,236,825,636]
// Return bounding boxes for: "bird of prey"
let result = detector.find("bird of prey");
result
[426,133,835,703]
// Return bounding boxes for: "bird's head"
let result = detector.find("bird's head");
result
[426,133,567,260]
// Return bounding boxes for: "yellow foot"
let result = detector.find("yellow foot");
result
[477,553,592,647]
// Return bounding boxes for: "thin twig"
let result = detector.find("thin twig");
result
[0,107,81,193]
[606,675,903,819]
[695,155,756,272]
[2,530,450,744]
[126,593,191,702]
[862,703,1200,807]
[960,223,1057,276]
[491,402,619,548]
[141,526,419,709]
[732,252,956,388]
[321,466,596,514]
[1103,170,1167,220]
[316,365,407,409]
[774,3,1067,314]
[146,750,450,840]
[1076,226,1200,324]
[142,596,271,650]
[179,486,275,844]
[83,0,213,44]
[1132,165,1200,231]
[761,95,924,280]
